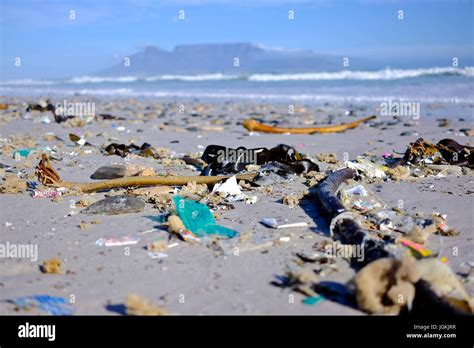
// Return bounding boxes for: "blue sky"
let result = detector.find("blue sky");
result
[0,0,472,79]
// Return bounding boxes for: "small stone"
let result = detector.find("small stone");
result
[90,165,129,179]
[460,128,473,136]
[400,131,419,137]
[437,118,450,127]
[82,195,145,215]
[90,165,155,180]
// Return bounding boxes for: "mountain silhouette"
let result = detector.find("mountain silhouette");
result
[98,42,369,76]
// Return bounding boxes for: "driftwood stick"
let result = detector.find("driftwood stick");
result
[314,168,463,314]
[35,154,257,193]
[243,115,376,134]
[316,167,354,217]
[315,168,390,266]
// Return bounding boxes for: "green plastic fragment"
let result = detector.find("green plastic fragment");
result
[12,147,52,160]
[173,196,238,238]
[302,295,326,305]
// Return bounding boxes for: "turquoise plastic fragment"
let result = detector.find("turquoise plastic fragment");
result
[12,147,52,159]
[13,148,36,158]
[173,196,238,238]
[302,295,326,305]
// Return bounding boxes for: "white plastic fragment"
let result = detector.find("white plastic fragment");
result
[40,115,52,124]
[212,175,248,202]
[346,159,386,179]
[261,218,308,229]
[245,195,258,204]
[344,185,368,197]
[140,228,159,234]
[147,252,168,258]
[95,237,140,247]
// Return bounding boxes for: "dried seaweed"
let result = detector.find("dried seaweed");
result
[201,144,319,175]
[403,138,473,168]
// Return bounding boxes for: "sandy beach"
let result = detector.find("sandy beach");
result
[0,96,472,315]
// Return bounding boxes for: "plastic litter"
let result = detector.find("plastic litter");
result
[302,295,326,305]
[261,218,308,229]
[400,239,432,258]
[13,147,53,160]
[346,157,387,179]
[10,295,73,315]
[344,185,368,197]
[95,237,140,247]
[140,228,159,235]
[178,229,201,243]
[147,252,169,259]
[211,175,247,202]
[245,195,258,204]
[32,189,63,199]
[40,115,52,124]
[69,133,93,147]
[173,196,238,238]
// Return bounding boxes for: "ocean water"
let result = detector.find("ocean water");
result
[1,67,473,104]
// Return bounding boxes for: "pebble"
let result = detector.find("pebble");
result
[400,131,419,136]
[90,165,129,179]
[82,195,146,215]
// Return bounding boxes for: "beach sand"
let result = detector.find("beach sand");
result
[0,96,472,315]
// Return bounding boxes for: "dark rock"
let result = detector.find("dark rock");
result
[90,165,128,180]
[400,131,419,136]
[82,195,145,215]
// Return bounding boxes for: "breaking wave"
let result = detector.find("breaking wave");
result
[1,86,472,104]
[1,67,472,86]
[248,67,474,81]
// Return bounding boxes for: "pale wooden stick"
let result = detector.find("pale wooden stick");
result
[35,154,257,193]
[243,115,376,134]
